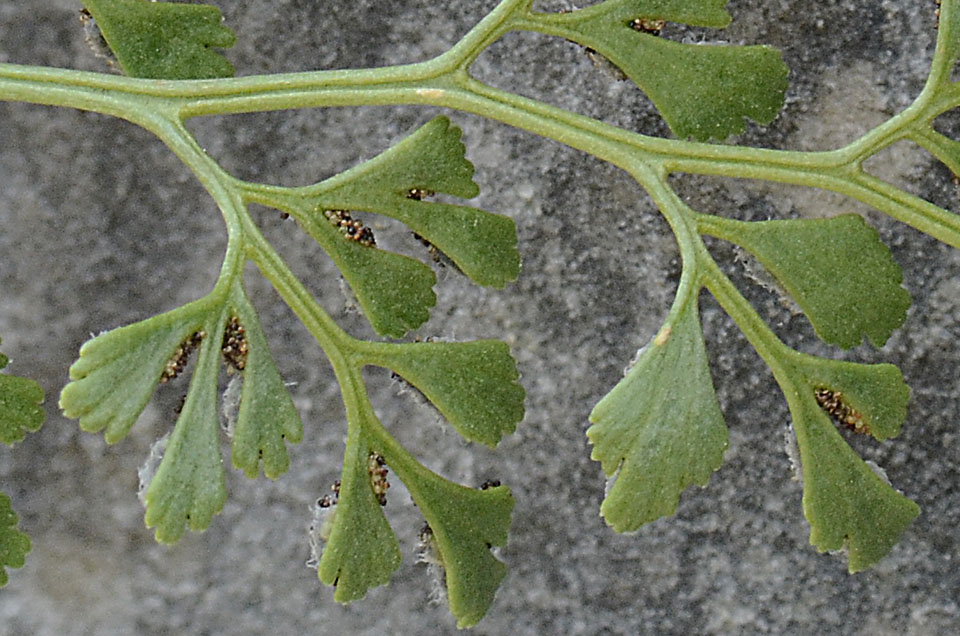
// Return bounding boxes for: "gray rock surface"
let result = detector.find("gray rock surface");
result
[1,1,958,634]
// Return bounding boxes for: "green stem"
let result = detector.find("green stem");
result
[331,360,431,488]
[2,0,959,313]
[4,52,958,250]
[698,253,792,386]
[432,0,534,70]
[664,150,960,249]
[241,215,358,369]
[138,107,359,369]
[627,163,700,291]
[0,60,876,172]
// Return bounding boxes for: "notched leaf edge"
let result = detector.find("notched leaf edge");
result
[81,0,236,79]
[587,291,729,532]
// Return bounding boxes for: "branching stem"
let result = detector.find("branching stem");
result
[5,0,952,615]
[3,0,956,413]
[3,23,958,249]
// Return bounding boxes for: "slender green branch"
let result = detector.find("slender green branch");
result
[0,63,181,124]
[697,251,792,383]
[337,361,421,473]
[431,0,534,71]
[141,111,360,369]
[4,54,957,259]
[155,119,246,239]
[671,152,960,248]
[626,163,700,281]
[240,213,358,370]
[847,172,960,247]
[0,61,866,173]
[5,0,953,616]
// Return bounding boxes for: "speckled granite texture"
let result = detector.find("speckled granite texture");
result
[1,1,958,634]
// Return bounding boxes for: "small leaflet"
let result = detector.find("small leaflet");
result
[397,470,513,629]
[587,301,729,532]
[525,0,788,140]
[80,0,236,79]
[316,431,401,602]
[297,219,438,338]
[0,338,45,446]
[705,214,910,349]
[300,116,519,300]
[226,291,303,480]
[775,350,916,571]
[142,331,227,544]
[365,339,525,447]
[789,392,919,572]
[59,302,211,444]
[0,492,31,587]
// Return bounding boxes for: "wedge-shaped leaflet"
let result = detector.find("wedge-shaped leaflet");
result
[587,301,729,532]
[82,0,236,79]
[299,217,438,337]
[784,351,910,442]
[785,401,915,569]
[60,301,211,443]
[143,326,227,543]
[535,0,787,140]
[326,116,481,200]
[0,492,30,587]
[704,214,910,349]
[318,428,401,602]
[795,417,919,573]
[0,339,44,445]
[305,117,520,288]
[368,340,525,447]
[0,340,41,587]
[228,289,303,479]
[392,457,513,628]
[775,351,916,571]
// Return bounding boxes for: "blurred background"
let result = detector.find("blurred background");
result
[0,1,958,634]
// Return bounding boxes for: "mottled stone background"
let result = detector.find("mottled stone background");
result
[1,1,958,634]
